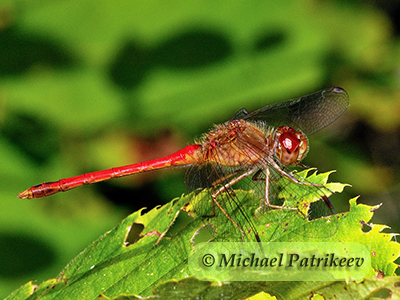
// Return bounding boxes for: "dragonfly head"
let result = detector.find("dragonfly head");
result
[275,126,308,165]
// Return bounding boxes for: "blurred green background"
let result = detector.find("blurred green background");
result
[1,0,400,298]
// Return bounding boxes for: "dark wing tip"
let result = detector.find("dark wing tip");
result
[329,87,349,106]
[331,87,345,94]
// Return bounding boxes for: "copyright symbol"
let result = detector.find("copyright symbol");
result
[202,254,215,267]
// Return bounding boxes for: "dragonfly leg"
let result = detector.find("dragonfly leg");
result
[208,167,259,238]
[278,162,332,194]
[264,157,335,211]
[251,167,296,210]
[262,166,297,210]
[202,191,217,219]
[211,192,245,238]
[201,169,244,219]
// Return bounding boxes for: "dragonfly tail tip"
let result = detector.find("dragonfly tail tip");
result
[18,189,31,199]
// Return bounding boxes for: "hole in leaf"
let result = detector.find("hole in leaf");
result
[361,222,372,233]
[191,224,216,248]
[124,223,145,246]
[164,210,193,238]
[247,292,274,300]
[310,292,325,300]
[377,270,385,279]
[369,288,391,299]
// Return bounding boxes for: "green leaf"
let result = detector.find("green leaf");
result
[97,276,400,300]
[6,171,400,299]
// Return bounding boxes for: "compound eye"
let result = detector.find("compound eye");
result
[279,131,299,153]
[276,127,302,165]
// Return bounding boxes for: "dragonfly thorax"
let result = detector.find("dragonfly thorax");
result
[201,119,273,167]
[274,126,308,165]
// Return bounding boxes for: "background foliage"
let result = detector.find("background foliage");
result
[1,0,400,298]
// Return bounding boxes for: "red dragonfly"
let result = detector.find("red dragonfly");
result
[18,87,349,233]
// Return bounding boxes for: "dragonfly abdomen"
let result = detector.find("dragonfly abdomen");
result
[18,144,202,199]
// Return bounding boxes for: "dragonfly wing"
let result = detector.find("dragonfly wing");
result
[243,87,349,135]
[185,163,262,242]
[185,163,245,192]
[185,164,217,192]
[229,108,249,121]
